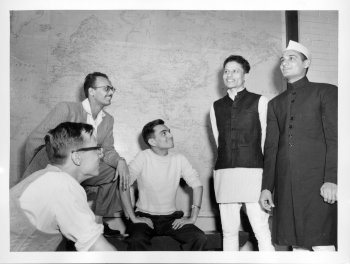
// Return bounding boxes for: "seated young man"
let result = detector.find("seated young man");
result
[10,122,117,251]
[120,119,207,251]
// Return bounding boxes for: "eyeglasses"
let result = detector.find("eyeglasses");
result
[92,85,117,93]
[71,145,103,157]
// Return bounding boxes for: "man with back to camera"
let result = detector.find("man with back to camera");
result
[119,119,207,250]
[259,41,337,251]
[22,72,129,236]
[210,55,274,251]
[10,122,117,251]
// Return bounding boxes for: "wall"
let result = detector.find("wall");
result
[10,10,339,231]
[299,11,338,85]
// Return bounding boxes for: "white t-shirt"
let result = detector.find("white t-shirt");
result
[129,149,202,215]
[18,165,103,251]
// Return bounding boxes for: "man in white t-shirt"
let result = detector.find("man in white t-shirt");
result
[120,119,207,250]
[10,122,117,251]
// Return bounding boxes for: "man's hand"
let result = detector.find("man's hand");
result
[259,189,275,211]
[172,217,195,230]
[320,182,337,204]
[133,216,154,229]
[114,158,129,191]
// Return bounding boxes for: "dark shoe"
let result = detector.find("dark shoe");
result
[103,222,122,238]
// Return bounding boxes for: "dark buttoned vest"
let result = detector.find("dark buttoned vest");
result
[213,89,263,170]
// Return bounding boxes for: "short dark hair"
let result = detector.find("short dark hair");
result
[44,122,94,165]
[142,119,165,147]
[223,55,250,74]
[83,72,109,98]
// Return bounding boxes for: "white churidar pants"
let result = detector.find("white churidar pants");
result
[219,202,275,251]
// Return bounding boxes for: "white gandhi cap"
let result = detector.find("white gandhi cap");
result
[284,40,311,60]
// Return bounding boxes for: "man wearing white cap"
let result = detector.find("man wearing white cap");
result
[259,40,337,251]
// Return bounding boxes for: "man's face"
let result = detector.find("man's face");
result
[90,76,114,107]
[76,133,103,178]
[280,50,309,83]
[149,124,174,150]
[223,61,246,90]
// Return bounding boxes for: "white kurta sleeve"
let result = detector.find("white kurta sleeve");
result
[258,96,269,153]
[209,104,219,147]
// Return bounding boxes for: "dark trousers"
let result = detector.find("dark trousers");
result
[81,161,122,216]
[126,211,207,251]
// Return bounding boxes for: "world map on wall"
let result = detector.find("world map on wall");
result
[11,10,283,214]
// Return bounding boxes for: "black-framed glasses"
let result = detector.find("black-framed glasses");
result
[92,85,117,93]
[71,145,103,157]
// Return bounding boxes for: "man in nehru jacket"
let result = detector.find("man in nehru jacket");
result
[11,122,117,251]
[119,119,207,251]
[259,41,337,251]
[22,72,129,236]
[210,55,274,251]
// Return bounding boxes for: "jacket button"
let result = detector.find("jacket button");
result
[289,125,293,129]
[291,99,295,103]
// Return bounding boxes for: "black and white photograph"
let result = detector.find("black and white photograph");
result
[1,0,350,263]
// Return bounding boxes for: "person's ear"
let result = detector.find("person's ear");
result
[88,87,95,97]
[244,73,249,82]
[303,59,311,69]
[71,152,81,166]
[148,138,156,147]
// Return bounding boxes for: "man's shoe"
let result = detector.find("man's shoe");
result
[103,222,122,238]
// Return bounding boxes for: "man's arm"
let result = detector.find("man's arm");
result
[258,96,269,152]
[320,86,338,204]
[100,115,129,190]
[209,104,219,147]
[173,155,203,229]
[172,186,203,230]
[119,184,153,228]
[118,153,153,228]
[259,100,279,211]
[48,175,116,251]
[88,235,116,251]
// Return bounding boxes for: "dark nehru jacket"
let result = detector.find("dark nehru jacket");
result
[213,89,263,170]
[262,77,337,248]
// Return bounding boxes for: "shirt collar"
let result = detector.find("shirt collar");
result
[227,87,246,100]
[287,76,309,90]
[82,98,105,119]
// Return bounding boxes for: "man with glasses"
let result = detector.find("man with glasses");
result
[11,122,117,251]
[22,72,128,237]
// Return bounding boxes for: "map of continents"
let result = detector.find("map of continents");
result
[11,10,283,215]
